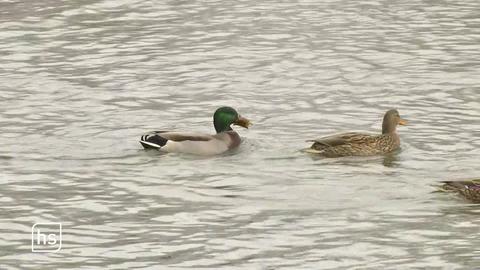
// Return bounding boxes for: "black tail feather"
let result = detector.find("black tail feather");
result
[140,134,168,149]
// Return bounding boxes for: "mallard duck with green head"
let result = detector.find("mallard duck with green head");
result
[140,106,251,155]
[440,179,480,203]
[306,109,407,157]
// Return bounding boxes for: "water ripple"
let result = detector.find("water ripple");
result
[1,0,479,269]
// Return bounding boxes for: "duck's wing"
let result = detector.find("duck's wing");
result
[441,180,480,191]
[440,179,480,203]
[140,131,212,150]
[308,132,375,147]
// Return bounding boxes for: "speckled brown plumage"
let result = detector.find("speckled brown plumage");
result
[307,109,407,157]
[441,180,480,203]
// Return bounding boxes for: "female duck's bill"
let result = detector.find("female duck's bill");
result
[139,106,251,156]
[306,109,407,157]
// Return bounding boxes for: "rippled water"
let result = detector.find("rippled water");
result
[1,0,479,269]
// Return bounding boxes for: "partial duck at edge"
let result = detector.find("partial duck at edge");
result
[440,179,480,203]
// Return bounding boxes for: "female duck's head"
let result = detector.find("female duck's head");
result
[382,109,407,134]
[213,106,251,133]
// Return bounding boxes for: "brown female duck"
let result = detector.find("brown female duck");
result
[440,179,480,203]
[306,109,407,157]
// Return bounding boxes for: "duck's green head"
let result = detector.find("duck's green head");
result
[382,109,408,134]
[213,106,251,133]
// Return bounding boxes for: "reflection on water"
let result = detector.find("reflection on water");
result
[382,152,400,167]
[1,0,479,269]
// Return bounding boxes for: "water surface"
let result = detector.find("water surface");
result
[1,0,479,269]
